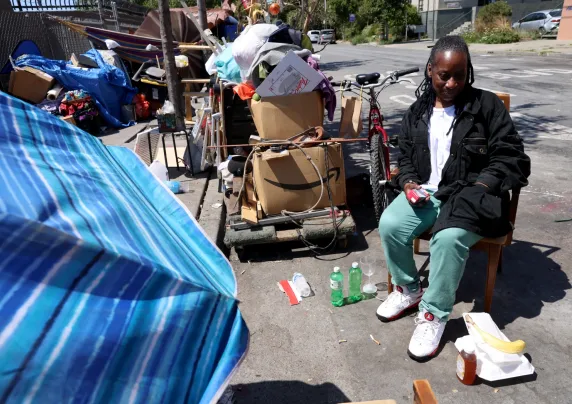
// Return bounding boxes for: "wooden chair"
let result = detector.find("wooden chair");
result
[387,188,521,313]
[387,92,518,313]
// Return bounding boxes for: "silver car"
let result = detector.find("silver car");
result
[320,29,335,44]
[512,9,561,35]
[307,30,321,43]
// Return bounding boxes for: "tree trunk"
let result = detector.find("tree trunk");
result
[302,0,320,32]
[158,0,185,130]
[197,0,208,31]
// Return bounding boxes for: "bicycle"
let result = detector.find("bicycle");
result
[331,67,419,223]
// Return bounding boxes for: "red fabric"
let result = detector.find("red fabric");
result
[233,83,256,101]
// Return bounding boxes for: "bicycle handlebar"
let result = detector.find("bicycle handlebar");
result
[395,67,419,78]
[330,67,419,90]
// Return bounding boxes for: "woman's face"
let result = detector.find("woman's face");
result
[428,50,468,104]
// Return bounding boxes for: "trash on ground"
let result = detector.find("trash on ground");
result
[455,313,534,382]
[338,339,347,344]
[278,280,301,305]
[211,203,223,209]
[292,272,311,297]
[370,334,380,345]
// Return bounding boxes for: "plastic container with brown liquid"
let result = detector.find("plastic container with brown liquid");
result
[456,346,477,385]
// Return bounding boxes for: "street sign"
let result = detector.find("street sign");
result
[409,25,426,34]
[349,14,356,23]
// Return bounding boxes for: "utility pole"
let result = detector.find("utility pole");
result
[405,7,408,42]
[158,0,185,130]
[197,0,208,31]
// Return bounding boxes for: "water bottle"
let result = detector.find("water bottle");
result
[349,262,363,303]
[330,267,344,307]
[292,273,311,297]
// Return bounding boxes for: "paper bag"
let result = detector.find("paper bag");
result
[339,96,363,138]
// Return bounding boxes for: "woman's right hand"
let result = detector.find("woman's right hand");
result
[404,182,430,206]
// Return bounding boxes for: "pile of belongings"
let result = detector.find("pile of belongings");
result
[206,22,336,121]
[10,49,136,129]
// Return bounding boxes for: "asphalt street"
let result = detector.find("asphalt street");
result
[230,44,572,404]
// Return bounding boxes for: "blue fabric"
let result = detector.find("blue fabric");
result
[0,92,248,403]
[14,51,137,128]
[1,40,42,74]
[214,45,241,83]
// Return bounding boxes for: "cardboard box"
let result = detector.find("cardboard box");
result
[9,67,55,104]
[248,91,324,140]
[253,143,346,215]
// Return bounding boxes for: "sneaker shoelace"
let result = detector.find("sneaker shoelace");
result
[385,290,407,306]
[413,316,441,342]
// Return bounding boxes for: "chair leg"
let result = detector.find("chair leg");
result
[497,248,504,273]
[413,238,421,255]
[484,244,502,313]
[387,273,393,294]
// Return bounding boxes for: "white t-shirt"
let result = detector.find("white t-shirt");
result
[421,106,456,192]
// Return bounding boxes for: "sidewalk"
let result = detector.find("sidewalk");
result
[364,39,572,57]
[98,123,226,250]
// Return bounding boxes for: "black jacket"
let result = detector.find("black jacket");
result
[394,88,531,238]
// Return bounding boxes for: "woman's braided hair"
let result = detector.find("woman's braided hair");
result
[414,35,475,124]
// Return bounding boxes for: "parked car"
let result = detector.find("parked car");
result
[512,9,561,35]
[307,30,321,43]
[320,29,336,44]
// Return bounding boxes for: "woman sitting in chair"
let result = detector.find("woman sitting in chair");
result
[376,36,531,361]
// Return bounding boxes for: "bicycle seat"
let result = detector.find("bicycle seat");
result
[356,73,380,86]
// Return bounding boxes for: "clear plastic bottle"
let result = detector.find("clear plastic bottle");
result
[330,267,344,307]
[456,346,477,385]
[348,262,363,303]
[292,273,311,297]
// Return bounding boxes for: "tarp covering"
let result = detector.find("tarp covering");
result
[0,92,248,403]
[135,9,231,41]
[14,51,137,128]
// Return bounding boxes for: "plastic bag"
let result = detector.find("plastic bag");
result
[162,100,175,114]
[175,55,189,68]
[232,23,279,81]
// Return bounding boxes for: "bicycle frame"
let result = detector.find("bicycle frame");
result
[367,87,391,180]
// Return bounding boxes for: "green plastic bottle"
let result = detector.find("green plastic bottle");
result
[330,267,344,307]
[349,262,363,303]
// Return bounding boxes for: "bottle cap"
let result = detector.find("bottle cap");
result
[333,267,340,272]
[352,262,359,268]
[465,345,475,354]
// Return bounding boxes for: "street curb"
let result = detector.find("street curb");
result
[479,51,572,59]
[198,171,227,254]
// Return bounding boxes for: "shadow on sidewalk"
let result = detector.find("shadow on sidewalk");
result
[232,380,350,404]
[453,239,570,330]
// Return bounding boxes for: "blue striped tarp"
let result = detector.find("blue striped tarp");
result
[0,92,248,403]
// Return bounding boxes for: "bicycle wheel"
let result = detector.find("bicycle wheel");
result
[370,133,390,224]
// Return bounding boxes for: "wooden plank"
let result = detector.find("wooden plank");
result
[275,229,300,242]
[413,380,438,404]
[178,44,213,50]
[183,92,209,97]
[181,78,211,84]
[184,83,193,122]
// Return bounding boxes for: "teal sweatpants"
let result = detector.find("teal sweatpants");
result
[378,192,482,321]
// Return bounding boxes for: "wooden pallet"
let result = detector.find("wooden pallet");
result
[224,209,356,250]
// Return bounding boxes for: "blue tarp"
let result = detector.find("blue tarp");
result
[15,50,137,128]
[0,92,248,403]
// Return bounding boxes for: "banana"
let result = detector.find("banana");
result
[465,315,526,354]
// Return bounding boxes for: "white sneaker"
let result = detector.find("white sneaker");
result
[376,284,423,322]
[407,310,446,361]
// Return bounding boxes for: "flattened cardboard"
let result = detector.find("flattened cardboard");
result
[253,143,346,215]
[248,91,324,140]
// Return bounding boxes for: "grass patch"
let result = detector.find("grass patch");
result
[463,27,520,44]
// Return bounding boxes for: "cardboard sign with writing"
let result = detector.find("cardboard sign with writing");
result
[253,144,346,215]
